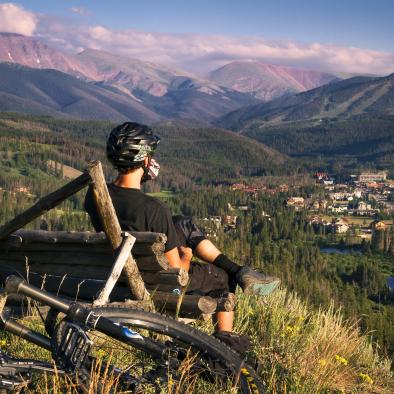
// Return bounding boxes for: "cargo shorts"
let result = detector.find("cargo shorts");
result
[172,215,232,297]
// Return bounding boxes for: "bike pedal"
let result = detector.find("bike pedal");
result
[52,321,92,371]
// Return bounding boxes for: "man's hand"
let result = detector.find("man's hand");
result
[179,246,193,261]
[164,246,193,272]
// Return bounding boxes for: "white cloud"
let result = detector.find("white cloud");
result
[37,21,394,75]
[0,2,37,36]
[70,7,89,16]
[2,2,394,75]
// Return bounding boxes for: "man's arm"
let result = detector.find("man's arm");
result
[165,246,193,272]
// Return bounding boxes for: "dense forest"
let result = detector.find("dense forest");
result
[243,115,394,176]
[0,112,293,192]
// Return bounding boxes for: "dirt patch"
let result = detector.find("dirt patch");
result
[0,119,52,133]
[47,160,82,179]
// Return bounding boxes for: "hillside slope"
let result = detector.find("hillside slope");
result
[0,113,291,194]
[0,32,96,79]
[77,49,259,121]
[76,48,192,96]
[0,63,161,123]
[209,61,338,101]
[218,73,394,130]
[154,122,289,186]
[216,74,394,171]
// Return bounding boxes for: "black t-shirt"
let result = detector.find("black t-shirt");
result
[84,184,180,252]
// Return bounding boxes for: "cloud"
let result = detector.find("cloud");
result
[0,3,37,36]
[37,21,394,75]
[3,2,394,75]
[70,6,89,16]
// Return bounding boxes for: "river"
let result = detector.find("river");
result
[320,247,362,255]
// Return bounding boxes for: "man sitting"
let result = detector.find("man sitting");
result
[84,122,280,350]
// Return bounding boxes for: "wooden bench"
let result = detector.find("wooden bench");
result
[0,229,235,317]
[0,161,235,318]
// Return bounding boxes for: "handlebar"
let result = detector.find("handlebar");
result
[4,276,70,313]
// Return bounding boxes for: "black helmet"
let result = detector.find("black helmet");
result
[107,122,160,169]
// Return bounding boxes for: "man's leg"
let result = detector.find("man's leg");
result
[186,262,234,332]
[173,216,281,296]
[214,311,234,332]
[195,239,280,295]
[194,239,221,262]
[173,219,254,355]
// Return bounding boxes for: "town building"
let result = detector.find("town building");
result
[331,218,350,234]
[287,197,305,210]
[223,215,238,229]
[357,201,372,211]
[370,220,387,232]
[358,171,387,183]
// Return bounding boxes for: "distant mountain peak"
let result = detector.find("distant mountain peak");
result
[208,61,339,101]
[0,33,97,79]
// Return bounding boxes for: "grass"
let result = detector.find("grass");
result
[47,160,83,179]
[1,289,393,393]
[321,216,393,228]
[232,290,393,393]
[147,190,177,199]
[321,215,374,227]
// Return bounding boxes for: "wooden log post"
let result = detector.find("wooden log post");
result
[0,291,7,315]
[151,292,217,315]
[216,292,237,312]
[0,172,91,240]
[87,161,151,302]
[142,268,189,287]
[93,232,135,307]
[0,230,166,246]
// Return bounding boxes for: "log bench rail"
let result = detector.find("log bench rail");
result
[0,161,236,318]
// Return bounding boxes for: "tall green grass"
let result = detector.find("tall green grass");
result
[231,290,393,393]
[1,288,393,393]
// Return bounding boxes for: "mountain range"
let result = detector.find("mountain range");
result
[208,61,338,101]
[0,33,256,122]
[2,31,393,172]
[0,32,342,123]
[216,74,394,171]
[218,73,394,130]
[0,63,162,122]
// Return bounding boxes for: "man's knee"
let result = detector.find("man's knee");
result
[172,215,206,251]
[187,263,231,296]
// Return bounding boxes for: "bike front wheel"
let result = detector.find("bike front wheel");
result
[89,306,264,394]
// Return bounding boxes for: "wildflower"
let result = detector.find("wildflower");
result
[334,354,348,366]
[0,339,6,347]
[96,349,106,359]
[318,359,327,367]
[286,325,294,333]
[358,373,373,384]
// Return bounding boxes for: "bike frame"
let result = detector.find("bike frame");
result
[0,275,165,361]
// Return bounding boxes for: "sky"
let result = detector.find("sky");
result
[0,0,393,75]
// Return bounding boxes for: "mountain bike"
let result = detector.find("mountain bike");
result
[0,275,264,393]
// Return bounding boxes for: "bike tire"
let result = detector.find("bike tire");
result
[0,358,67,393]
[92,306,264,394]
